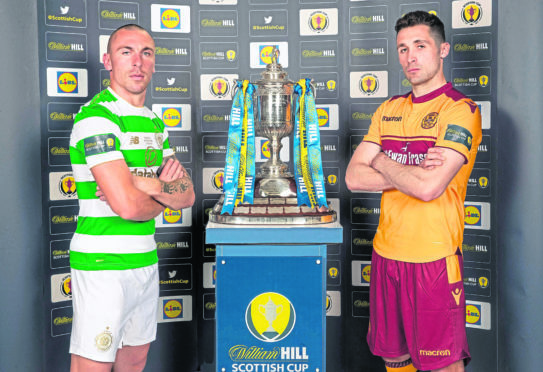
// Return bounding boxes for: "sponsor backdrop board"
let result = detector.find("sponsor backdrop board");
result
[38,0,497,371]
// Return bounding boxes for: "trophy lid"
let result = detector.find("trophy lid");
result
[257,47,291,84]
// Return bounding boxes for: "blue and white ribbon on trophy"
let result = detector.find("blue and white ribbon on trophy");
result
[293,78,328,209]
[221,80,256,215]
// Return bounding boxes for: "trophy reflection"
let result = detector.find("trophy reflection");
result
[259,297,283,340]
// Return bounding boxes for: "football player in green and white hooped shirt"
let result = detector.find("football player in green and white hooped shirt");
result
[68,24,194,372]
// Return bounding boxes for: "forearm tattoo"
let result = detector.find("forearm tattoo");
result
[161,173,192,195]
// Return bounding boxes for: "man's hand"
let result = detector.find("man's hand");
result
[129,156,195,211]
[96,185,108,204]
[158,157,184,182]
[420,147,445,170]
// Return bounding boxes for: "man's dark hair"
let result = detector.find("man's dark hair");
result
[395,11,446,45]
[107,24,152,54]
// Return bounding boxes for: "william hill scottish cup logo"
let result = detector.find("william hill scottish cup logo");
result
[479,75,489,87]
[210,77,229,98]
[162,107,182,127]
[226,49,237,62]
[359,73,378,95]
[57,72,78,93]
[309,11,329,33]
[245,292,296,342]
[161,8,181,29]
[461,2,483,25]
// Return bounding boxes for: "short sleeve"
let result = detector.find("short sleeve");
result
[435,99,482,163]
[162,128,175,158]
[70,106,124,168]
[362,101,386,146]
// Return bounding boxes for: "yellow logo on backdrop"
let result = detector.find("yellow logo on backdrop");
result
[362,264,371,283]
[164,300,183,318]
[360,74,378,95]
[261,140,271,159]
[260,45,276,65]
[479,176,489,188]
[316,108,329,127]
[479,75,489,87]
[212,170,224,191]
[464,205,481,225]
[466,304,481,324]
[161,9,180,29]
[57,72,78,93]
[163,208,182,224]
[309,12,329,32]
[162,107,182,127]
[462,2,483,25]
[226,50,236,62]
[479,276,489,288]
[210,77,229,98]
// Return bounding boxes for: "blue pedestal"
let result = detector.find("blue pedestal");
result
[206,222,343,372]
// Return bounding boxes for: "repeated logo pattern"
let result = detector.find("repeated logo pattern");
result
[39,0,496,370]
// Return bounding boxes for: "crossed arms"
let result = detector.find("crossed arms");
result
[92,156,195,221]
[345,141,465,202]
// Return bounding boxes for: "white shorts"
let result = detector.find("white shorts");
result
[69,264,159,362]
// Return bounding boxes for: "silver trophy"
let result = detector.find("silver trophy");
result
[209,47,336,225]
[253,49,296,199]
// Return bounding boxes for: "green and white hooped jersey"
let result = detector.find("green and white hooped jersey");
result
[69,88,174,271]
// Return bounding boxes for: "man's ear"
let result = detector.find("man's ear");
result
[103,53,112,71]
[440,42,450,59]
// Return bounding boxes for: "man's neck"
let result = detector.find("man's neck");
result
[411,75,447,98]
[109,86,146,107]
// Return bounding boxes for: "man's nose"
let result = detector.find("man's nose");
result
[407,50,417,63]
[132,53,142,67]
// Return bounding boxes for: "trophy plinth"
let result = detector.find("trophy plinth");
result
[209,47,337,225]
[209,195,336,225]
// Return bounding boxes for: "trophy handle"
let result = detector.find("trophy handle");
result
[309,80,317,100]
[231,79,241,99]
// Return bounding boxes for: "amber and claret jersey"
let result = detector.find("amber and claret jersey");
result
[363,82,482,263]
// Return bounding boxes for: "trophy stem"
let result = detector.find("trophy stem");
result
[260,136,289,178]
